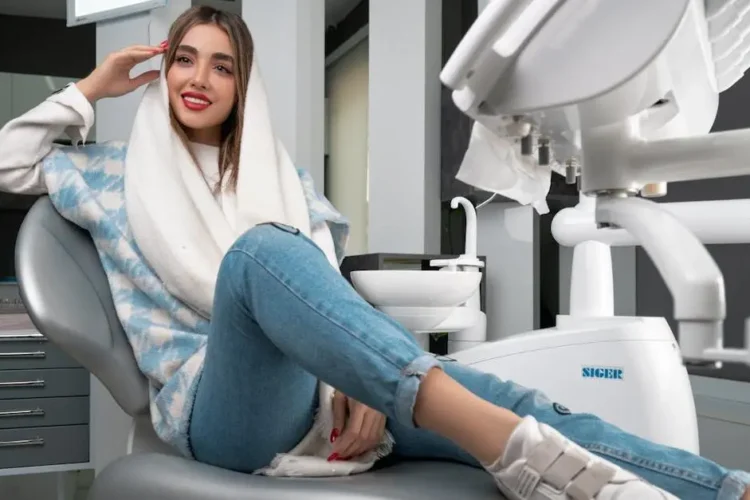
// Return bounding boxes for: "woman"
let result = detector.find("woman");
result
[0,6,747,500]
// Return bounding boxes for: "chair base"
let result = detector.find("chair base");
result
[87,453,503,500]
[127,415,180,456]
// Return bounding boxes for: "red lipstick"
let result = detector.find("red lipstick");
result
[181,91,212,111]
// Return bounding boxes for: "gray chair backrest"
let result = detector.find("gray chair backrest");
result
[15,197,149,417]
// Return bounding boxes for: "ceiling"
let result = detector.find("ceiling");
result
[0,0,361,26]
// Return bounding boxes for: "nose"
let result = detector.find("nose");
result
[190,61,211,90]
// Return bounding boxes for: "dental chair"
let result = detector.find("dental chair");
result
[14,196,501,500]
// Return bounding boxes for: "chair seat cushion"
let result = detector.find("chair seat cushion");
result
[88,453,504,500]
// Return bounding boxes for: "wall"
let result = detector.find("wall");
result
[325,38,369,255]
[94,13,150,142]
[691,376,750,470]
[477,203,539,340]
[367,0,442,254]
[241,0,326,188]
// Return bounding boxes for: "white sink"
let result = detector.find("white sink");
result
[431,305,483,334]
[350,270,482,308]
[378,306,456,332]
[380,305,482,334]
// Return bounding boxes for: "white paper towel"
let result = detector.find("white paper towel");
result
[456,121,551,214]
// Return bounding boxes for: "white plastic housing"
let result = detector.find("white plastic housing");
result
[453,315,700,454]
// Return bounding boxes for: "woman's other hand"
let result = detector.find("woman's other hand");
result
[76,43,167,103]
[328,391,387,461]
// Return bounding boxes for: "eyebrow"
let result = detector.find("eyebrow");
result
[177,44,234,64]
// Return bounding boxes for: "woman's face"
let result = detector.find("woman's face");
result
[166,23,237,145]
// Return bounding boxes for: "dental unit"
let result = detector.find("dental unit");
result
[352,0,750,455]
[441,0,750,367]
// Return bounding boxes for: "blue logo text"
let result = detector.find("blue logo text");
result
[582,366,624,380]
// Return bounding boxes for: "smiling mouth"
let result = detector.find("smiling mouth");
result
[181,93,212,110]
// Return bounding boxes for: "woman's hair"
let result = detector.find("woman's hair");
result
[165,6,254,191]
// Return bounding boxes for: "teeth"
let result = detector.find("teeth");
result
[183,96,210,105]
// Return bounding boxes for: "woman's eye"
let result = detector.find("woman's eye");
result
[216,65,232,74]
[176,56,192,64]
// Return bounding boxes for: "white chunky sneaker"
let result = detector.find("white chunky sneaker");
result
[485,416,678,500]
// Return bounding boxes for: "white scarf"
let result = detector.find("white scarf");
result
[124,63,311,317]
[124,61,392,476]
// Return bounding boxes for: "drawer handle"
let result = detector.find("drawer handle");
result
[0,408,45,418]
[0,351,46,360]
[0,380,45,389]
[0,333,45,343]
[0,437,44,448]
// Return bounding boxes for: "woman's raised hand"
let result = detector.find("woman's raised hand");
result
[76,42,167,103]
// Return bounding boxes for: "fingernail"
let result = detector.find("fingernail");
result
[330,429,339,443]
[160,40,168,47]
[327,453,339,462]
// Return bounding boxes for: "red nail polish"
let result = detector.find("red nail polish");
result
[330,429,339,443]
[327,453,339,462]
[160,40,168,46]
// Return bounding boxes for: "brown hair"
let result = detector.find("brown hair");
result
[165,6,254,191]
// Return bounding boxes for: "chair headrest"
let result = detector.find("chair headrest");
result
[15,197,149,417]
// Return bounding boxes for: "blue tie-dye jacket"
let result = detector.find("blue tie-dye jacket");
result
[39,141,349,457]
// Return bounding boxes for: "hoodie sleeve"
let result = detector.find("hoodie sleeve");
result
[0,83,95,194]
[311,222,342,270]
[296,167,351,266]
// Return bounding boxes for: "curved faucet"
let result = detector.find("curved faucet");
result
[431,197,483,271]
[451,196,478,257]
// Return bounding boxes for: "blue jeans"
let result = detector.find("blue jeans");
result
[189,224,750,500]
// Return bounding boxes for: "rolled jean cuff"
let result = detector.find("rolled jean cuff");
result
[394,354,442,428]
[718,470,750,500]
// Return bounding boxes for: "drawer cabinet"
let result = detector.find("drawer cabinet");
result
[0,368,89,400]
[0,334,80,370]
[0,425,89,469]
[0,397,89,429]
[0,323,91,472]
